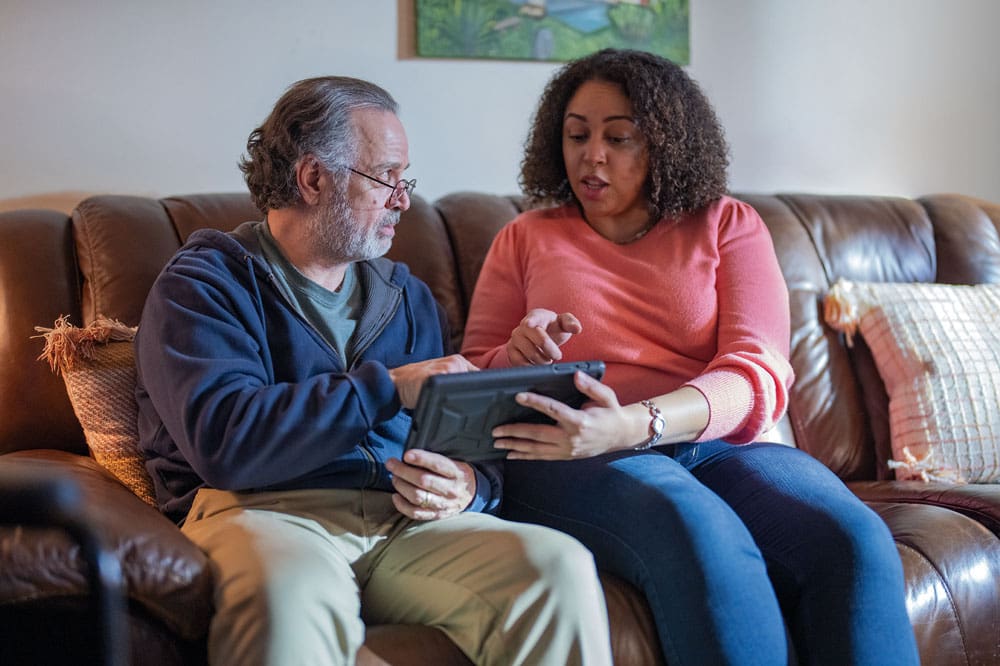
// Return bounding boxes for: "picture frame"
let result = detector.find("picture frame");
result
[404,0,690,64]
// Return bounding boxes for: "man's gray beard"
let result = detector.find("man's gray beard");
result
[309,189,398,263]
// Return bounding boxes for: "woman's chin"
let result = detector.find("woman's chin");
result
[576,184,608,203]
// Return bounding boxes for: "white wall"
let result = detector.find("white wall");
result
[2,0,998,204]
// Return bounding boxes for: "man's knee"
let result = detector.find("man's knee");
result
[479,524,612,665]
[210,561,366,666]
[520,525,605,594]
[197,523,365,666]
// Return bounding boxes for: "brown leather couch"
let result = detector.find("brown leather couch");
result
[1,191,999,665]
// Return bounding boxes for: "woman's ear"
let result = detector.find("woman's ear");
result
[295,155,325,206]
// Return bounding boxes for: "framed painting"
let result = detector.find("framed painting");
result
[411,0,689,64]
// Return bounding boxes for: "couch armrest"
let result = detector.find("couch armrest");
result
[0,462,129,666]
[0,450,212,640]
[867,501,1000,663]
[849,480,1000,537]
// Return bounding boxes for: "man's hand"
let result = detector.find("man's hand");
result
[386,448,476,520]
[388,354,478,409]
[506,309,582,366]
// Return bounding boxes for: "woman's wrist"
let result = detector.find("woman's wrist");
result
[618,402,655,450]
[634,400,665,450]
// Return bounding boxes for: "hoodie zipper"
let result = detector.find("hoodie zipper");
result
[249,255,402,487]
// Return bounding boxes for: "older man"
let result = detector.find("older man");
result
[134,76,611,665]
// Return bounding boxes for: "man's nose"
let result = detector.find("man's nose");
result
[387,188,411,211]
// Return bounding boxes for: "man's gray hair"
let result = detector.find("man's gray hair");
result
[239,76,398,212]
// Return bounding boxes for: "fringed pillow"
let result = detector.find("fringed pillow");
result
[35,316,157,506]
[824,279,1000,484]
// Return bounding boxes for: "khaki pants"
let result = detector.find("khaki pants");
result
[182,487,611,666]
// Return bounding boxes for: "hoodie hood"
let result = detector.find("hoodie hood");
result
[184,222,418,362]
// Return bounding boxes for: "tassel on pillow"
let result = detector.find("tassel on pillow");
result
[823,279,861,347]
[35,314,137,373]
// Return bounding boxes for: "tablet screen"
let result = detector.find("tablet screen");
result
[404,360,605,462]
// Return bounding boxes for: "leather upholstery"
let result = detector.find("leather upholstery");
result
[2,190,999,665]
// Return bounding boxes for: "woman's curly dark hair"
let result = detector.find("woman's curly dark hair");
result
[521,48,729,221]
[239,76,398,213]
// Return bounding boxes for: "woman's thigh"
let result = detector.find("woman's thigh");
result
[684,441,899,584]
[503,449,774,576]
[502,450,788,664]
[684,440,915,665]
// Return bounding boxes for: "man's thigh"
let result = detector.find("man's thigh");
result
[182,488,370,663]
[362,511,587,624]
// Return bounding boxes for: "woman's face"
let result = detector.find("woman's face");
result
[562,79,650,240]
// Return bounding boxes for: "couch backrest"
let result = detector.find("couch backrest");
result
[0,209,84,454]
[740,192,1000,480]
[72,192,527,347]
[69,193,261,325]
[3,191,999,481]
[0,191,525,456]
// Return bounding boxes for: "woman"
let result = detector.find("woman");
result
[461,49,918,665]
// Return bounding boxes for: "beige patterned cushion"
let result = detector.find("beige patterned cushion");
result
[35,316,157,505]
[824,279,1000,483]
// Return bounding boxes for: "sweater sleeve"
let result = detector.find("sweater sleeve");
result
[684,200,794,443]
[461,221,527,368]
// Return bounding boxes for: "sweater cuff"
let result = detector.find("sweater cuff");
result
[470,345,513,370]
[685,370,753,443]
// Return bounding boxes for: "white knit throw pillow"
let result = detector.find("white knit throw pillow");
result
[825,279,1000,484]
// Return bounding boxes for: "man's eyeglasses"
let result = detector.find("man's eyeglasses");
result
[347,167,416,203]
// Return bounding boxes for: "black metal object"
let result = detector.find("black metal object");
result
[0,465,128,666]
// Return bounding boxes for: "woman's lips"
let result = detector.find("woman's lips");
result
[579,176,608,200]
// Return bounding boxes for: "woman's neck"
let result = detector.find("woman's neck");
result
[580,206,656,244]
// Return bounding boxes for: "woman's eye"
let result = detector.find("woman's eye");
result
[609,136,630,144]
[567,134,587,142]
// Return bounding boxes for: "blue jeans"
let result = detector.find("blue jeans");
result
[502,440,919,666]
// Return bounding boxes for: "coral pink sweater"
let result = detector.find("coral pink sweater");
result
[461,196,793,443]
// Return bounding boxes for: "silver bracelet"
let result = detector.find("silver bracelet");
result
[634,399,665,450]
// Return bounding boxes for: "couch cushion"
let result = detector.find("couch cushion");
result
[72,193,262,327]
[920,194,1000,285]
[825,279,1000,483]
[73,196,184,327]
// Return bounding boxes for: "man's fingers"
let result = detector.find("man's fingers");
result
[400,448,460,478]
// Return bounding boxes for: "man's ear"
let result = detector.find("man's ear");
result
[295,155,325,206]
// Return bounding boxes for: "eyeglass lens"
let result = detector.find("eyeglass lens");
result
[348,167,415,201]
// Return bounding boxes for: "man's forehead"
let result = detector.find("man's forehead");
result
[351,108,409,166]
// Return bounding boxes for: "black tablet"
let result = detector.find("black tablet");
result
[404,360,606,462]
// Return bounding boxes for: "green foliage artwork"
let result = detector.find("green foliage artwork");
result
[415,0,689,64]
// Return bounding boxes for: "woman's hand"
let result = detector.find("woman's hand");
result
[386,448,477,520]
[506,309,582,366]
[492,371,633,460]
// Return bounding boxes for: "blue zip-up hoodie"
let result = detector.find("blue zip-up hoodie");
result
[135,221,501,523]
